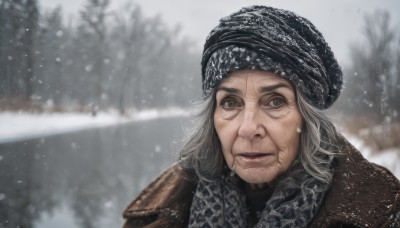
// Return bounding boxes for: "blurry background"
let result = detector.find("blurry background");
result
[0,0,399,227]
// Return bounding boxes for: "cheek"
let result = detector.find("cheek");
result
[271,115,302,158]
[214,120,234,150]
[214,116,239,162]
[279,132,300,162]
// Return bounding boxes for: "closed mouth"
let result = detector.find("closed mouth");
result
[238,152,273,160]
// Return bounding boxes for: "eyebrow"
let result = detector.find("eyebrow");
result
[217,83,291,94]
[216,87,241,94]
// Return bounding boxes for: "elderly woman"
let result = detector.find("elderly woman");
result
[123,5,400,228]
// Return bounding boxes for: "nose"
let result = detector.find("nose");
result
[238,108,266,140]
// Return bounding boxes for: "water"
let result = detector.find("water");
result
[0,117,188,228]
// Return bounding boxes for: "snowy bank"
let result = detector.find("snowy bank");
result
[0,108,189,144]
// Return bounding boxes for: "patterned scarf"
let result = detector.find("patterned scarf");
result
[188,159,331,228]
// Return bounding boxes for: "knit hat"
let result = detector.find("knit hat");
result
[201,5,343,109]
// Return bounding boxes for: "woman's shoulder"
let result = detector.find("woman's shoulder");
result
[311,136,400,228]
[122,163,197,228]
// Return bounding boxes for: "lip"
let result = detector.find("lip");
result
[237,152,274,162]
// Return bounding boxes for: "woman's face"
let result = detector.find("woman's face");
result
[214,70,302,189]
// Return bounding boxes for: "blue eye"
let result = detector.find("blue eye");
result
[269,98,285,108]
[261,96,286,109]
[222,99,238,109]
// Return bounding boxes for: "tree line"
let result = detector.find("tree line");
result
[0,0,201,114]
[1,1,399,123]
[338,10,400,124]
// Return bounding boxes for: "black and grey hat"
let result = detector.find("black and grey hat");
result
[201,5,343,109]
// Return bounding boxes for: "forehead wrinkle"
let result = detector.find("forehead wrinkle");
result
[248,76,258,97]
[217,79,243,97]
[254,77,293,93]
[218,74,250,95]
[255,76,291,86]
[234,74,256,98]
[219,71,293,96]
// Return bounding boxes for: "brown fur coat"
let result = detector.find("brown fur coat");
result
[123,139,400,228]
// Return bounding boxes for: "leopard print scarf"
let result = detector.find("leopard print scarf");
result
[188,160,331,228]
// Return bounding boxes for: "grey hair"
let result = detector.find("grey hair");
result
[179,93,225,180]
[296,89,340,184]
[179,89,340,184]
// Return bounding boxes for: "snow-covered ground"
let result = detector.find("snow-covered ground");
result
[0,108,189,144]
[0,109,399,179]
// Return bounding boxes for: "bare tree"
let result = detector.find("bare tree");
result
[78,0,111,112]
[0,0,38,102]
[34,7,67,107]
[389,37,400,118]
[2,0,200,112]
[340,10,397,123]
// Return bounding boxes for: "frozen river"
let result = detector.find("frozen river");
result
[0,117,188,228]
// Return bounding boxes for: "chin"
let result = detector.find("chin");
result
[236,166,279,186]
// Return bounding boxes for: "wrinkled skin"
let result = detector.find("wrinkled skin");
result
[214,70,302,189]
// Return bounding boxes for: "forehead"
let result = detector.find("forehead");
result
[218,70,292,87]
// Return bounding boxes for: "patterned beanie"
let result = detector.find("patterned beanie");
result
[201,5,343,109]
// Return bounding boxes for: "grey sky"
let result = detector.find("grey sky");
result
[38,0,400,65]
